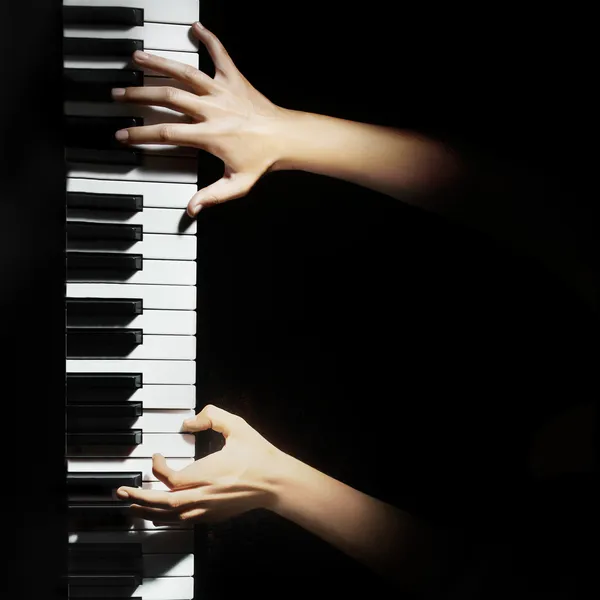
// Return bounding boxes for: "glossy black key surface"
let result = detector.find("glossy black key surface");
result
[67,222,143,241]
[67,471,142,491]
[67,328,143,358]
[67,191,143,212]
[67,373,143,389]
[66,116,142,150]
[67,401,143,419]
[66,147,142,165]
[66,298,143,317]
[64,68,143,102]
[67,251,143,271]
[64,37,143,57]
[68,540,142,586]
[67,430,143,445]
[68,327,142,344]
[67,575,141,587]
[68,503,134,530]
[63,6,144,26]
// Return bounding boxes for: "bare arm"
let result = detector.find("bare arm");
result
[267,448,444,591]
[117,405,448,593]
[267,109,595,310]
[114,22,596,309]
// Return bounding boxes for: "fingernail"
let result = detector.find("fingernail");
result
[193,21,204,30]
[117,488,129,498]
[115,129,129,141]
[134,50,150,62]
[191,203,203,216]
[111,88,125,98]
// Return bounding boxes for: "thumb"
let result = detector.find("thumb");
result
[187,174,254,217]
[182,404,244,437]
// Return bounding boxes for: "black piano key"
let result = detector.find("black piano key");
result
[67,251,143,271]
[68,503,134,530]
[67,471,142,491]
[64,37,144,57]
[64,68,143,102]
[68,472,141,503]
[67,373,143,390]
[67,327,143,358]
[67,222,143,241]
[68,575,141,587]
[73,597,141,600]
[67,430,143,445]
[63,6,144,26]
[66,298,143,317]
[67,191,143,212]
[66,147,142,166]
[67,401,143,419]
[66,116,142,150]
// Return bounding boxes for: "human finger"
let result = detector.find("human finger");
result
[112,85,203,117]
[187,174,254,217]
[151,453,208,489]
[192,22,238,77]
[116,485,200,509]
[132,49,217,94]
[115,122,202,146]
[182,404,245,436]
[131,504,206,522]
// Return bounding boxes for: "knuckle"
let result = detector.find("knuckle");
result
[182,64,198,81]
[164,86,179,103]
[159,125,174,142]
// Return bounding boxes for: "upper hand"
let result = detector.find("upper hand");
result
[116,405,282,524]
[112,22,286,218]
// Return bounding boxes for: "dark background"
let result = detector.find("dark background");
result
[3,1,596,598]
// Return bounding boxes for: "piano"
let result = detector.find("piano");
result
[63,2,202,599]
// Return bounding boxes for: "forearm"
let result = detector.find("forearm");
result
[270,108,596,310]
[265,449,439,591]
[271,108,462,207]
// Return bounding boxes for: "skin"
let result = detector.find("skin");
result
[112,21,595,592]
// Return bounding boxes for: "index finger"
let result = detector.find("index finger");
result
[132,50,217,94]
[117,485,200,509]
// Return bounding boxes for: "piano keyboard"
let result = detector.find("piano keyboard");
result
[64,2,200,599]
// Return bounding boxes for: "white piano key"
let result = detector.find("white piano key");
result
[67,433,196,458]
[143,557,194,578]
[66,283,197,310]
[68,155,198,183]
[69,574,194,598]
[67,359,195,384]
[68,529,193,553]
[70,309,196,335]
[64,49,199,72]
[68,233,197,260]
[67,207,196,235]
[63,0,200,25]
[68,457,195,481]
[67,178,196,210]
[69,334,196,359]
[68,258,196,285]
[64,22,199,53]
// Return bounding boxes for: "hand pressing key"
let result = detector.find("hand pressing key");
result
[112,21,286,218]
[116,404,283,524]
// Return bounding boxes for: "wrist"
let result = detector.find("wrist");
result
[267,108,319,173]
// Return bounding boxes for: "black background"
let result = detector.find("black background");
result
[3,1,596,598]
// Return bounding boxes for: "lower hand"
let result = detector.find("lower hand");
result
[116,405,282,524]
[112,22,286,217]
